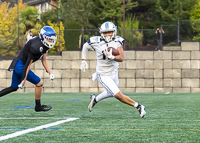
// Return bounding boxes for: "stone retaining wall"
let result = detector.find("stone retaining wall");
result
[0,42,200,93]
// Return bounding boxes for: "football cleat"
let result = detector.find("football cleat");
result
[88,94,97,112]
[137,105,146,118]
[35,105,52,112]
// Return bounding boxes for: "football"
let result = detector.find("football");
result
[107,47,119,56]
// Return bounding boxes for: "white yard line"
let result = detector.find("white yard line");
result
[0,118,79,141]
[0,117,74,120]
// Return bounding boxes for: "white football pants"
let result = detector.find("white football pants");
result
[96,70,120,102]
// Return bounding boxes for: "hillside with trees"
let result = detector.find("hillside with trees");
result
[0,0,200,57]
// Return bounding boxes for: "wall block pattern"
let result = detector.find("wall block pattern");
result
[1,42,200,93]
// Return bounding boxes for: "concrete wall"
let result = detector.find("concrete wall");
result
[0,42,200,93]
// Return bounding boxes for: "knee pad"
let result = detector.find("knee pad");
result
[36,84,43,87]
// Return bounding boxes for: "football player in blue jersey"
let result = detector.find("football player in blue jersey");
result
[0,26,57,112]
[80,22,146,118]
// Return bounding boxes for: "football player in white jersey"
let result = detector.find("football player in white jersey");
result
[80,22,146,118]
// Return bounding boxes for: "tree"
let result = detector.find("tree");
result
[189,0,200,41]
[19,6,41,48]
[92,0,138,26]
[118,15,143,50]
[59,0,95,50]
[41,9,58,25]
[0,0,26,56]
[129,0,196,29]
[19,6,39,32]
[155,0,196,23]
[60,0,95,29]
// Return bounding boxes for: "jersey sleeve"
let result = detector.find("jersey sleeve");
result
[115,36,125,47]
[81,42,93,59]
[84,41,93,51]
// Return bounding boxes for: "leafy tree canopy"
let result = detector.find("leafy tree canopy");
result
[92,0,138,27]
[0,0,26,56]
[60,0,95,29]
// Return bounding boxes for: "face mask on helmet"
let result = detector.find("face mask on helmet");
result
[99,22,117,43]
[39,26,57,48]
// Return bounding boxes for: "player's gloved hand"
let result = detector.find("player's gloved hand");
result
[80,60,88,72]
[49,73,55,82]
[18,82,25,89]
[104,48,115,60]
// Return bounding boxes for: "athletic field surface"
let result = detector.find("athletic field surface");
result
[0,93,199,142]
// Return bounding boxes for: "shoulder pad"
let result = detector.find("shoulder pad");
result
[87,36,102,45]
[29,38,44,55]
[114,36,125,46]
[32,36,37,39]
[30,46,40,55]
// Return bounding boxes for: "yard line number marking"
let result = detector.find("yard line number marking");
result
[0,118,79,141]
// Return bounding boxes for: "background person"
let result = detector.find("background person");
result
[80,21,146,118]
[27,30,33,42]
[0,26,57,112]
[155,28,165,51]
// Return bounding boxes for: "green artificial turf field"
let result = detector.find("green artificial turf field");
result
[0,92,199,143]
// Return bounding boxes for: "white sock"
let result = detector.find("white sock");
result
[134,102,139,108]
[96,90,113,102]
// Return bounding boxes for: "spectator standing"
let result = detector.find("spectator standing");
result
[155,28,164,51]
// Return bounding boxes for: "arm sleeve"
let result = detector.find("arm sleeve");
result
[22,53,34,80]
[82,42,93,59]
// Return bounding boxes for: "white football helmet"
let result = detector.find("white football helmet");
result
[99,22,117,42]
[39,26,57,48]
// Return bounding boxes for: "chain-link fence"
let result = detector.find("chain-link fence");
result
[0,26,190,60]
[161,25,178,47]
[63,29,158,51]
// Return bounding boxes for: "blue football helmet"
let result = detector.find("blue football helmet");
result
[99,22,117,42]
[39,26,57,48]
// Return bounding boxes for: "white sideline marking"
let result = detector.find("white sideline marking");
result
[0,118,79,141]
[0,117,74,120]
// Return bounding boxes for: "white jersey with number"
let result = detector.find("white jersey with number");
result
[86,36,124,75]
